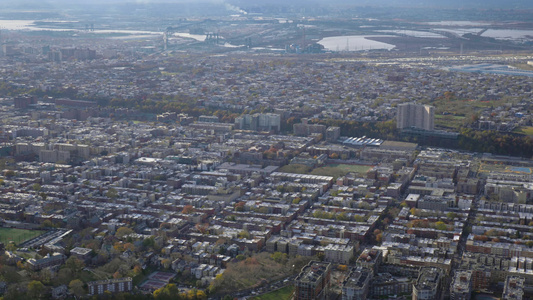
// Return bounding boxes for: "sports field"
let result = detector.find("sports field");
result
[279,163,372,179]
[251,285,294,300]
[479,163,533,175]
[311,164,373,178]
[0,228,44,245]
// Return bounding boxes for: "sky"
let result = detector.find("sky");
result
[2,0,533,11]
[4,0,533,6]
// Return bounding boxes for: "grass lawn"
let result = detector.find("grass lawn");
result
[512,63,533,71]
[423,97,517,130]
[78,270,100,282]
[311,164,372,178]
[435,114,466,130]
[0,228,44,245]
[133,266,158,286]
[278,164,312,174]
[279,164,372,179]
[251,285,294,300]
[514,126,533,136]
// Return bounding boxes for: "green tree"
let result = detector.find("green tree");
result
[435,221,447,231]
[65,256,85,274]
[5,242,17,252]
[153,283,180,299]
[106,188,118,199]
[32,183,42,192]
[446,212,458,219]
[27,280,45,299]
[69,279,85,297]
[115,226,134,238]
[270,252,288,264]
[336,212,350,221]
[237,230,250,239]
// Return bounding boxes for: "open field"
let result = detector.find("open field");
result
[278,164,312,174]
[513,63,533,71]
[279,163,372,178]
[435,114,466,130]
[251,285,294,300]
[479,162,533,175]
[424,98,519,130]
[514,126,533,136]
[0,228,45,245]
[311,164,372,178]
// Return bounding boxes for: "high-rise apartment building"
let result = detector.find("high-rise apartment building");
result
[235,113,281,132]
[397,103,435,131]
[294,261,331,300]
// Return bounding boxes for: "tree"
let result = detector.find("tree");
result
[56,268,73,285]
[27,280,45,299]
[32,183,41,192]
[115,226,134,238]
[39,268,52,285]
[69,279,85,297]
[153,283,180,299]
[65,256,85,274]
[133,265,142,276]
[237,230,250,239]
[39,192,47,201]
[234,201,245,212]
[446,212,458,220]
[353,215,365,222]
[358,202,371,210]
[106,188,118,199]
[410,208,419,216]
[196,290,207,299]
[329,153,339,159]
[336,212,350,221]
[195,223,208,235]
[182,205,195,214]
[162,259,171,269]
[6,242,17,252]
[317,252,325,261]
[435,221,447,231]
[270,252,288,264]
[375,233,383,243]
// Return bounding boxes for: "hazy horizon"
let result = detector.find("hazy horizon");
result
[2,0,533,9]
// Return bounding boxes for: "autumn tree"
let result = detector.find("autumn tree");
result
[182,205,195,214]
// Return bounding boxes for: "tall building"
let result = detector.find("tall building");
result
[293,118,327,137]
[88,278,133,295]
[413,267,444,300]
[397,103,435,131]
[326,126,341,142]
[235,113,280,132]
[342,267,373,300]
[450,270,472,300]
[502,276,524,300]
[14,95,37,109]
[294,261,331,300]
